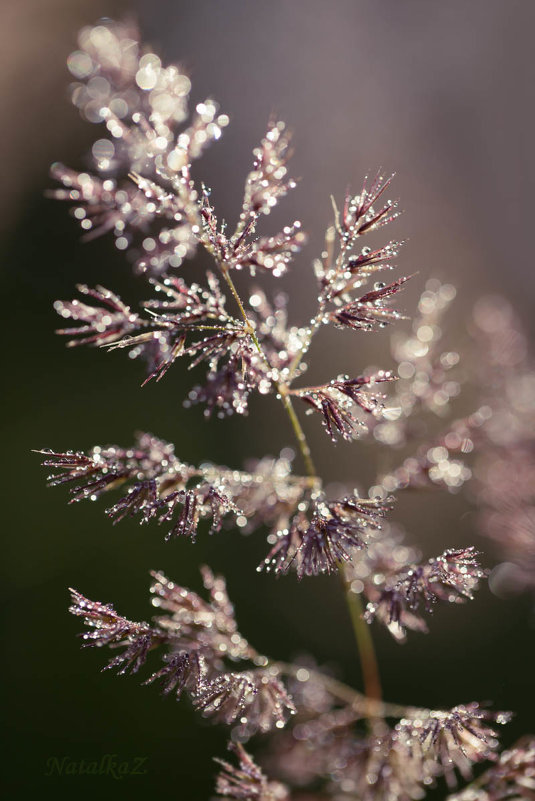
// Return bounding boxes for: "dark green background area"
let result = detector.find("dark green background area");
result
[2,1,534,798]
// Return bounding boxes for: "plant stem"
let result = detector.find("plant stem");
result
[286,309,324,382]
[339,575,382,702]
[220,266,263,351]
[278,390,383,705]
[218,263,316,478]
[278,389,317,478]
[275,661,402,717]
[218,262,382,707]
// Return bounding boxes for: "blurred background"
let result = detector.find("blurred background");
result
[2,0,534,797]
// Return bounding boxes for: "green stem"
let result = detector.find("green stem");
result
[278,389,317,478]
[281,390,383,710]
[218,264,316,478]
[218,262,382,708]
[340,575,382,703]
[286,309,325,382]
[220,265,264,355]
[275,661,402,717]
